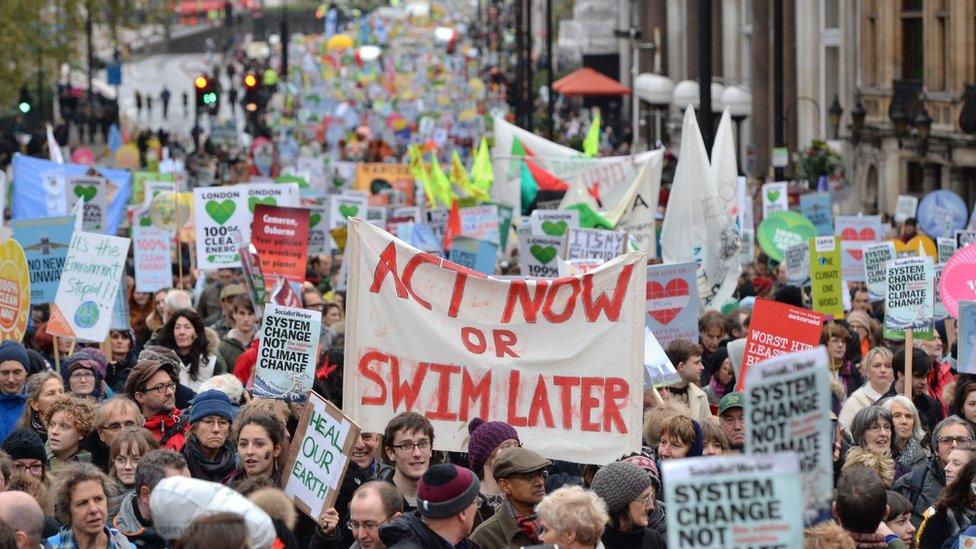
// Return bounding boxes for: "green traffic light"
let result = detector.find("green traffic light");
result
[18,102,30,113]
[203,92,217,105]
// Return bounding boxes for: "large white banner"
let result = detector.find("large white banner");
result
[343,218,646,464]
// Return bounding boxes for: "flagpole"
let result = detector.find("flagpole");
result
[904,329,914,399]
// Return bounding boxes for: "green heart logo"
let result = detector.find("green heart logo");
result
[139,216,152,227]
[205,199,236,225]
[74,185,97,201]
[530,245,557,264]
[339,204,359,219]
[541,220,568,236]
[757,211,818,262]
[309,213,322,228]
[332,177,345,188]
[766,190,781,203]
[248,196,277,213]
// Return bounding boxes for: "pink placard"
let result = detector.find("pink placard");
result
[940,242,976,318]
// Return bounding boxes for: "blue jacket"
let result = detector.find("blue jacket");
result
[0,389,27,444]
[48,525,131,549]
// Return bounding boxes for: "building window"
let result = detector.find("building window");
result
[821,0,841,137]
[861,1,877,87]
[906,161,925,194]
[901,0,924,82]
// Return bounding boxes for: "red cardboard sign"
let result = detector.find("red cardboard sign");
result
[736,298,825,390]
[251,204,311,293]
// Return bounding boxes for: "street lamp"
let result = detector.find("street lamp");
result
[914,96,932,153]
[721,84,752,174]
[672,80,699,110]
[850,94,866,143]
[635,73,674,147]
[827,95,843,139]
[891,102,910,145]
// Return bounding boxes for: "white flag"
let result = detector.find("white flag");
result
[46,124,64,165]
[706,109,743,306]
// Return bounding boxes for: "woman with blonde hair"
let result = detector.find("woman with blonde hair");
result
[839,347,894,430]
[536,486,609,549]
[14,372,64,442]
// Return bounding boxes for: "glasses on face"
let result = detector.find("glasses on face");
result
[143,382,176,394]
[102,420,138,432]
[391,440,431,453]
[939,436,973,446]
[114,455,141,467]
[200,417,231,429]
[70,371,95,380]
[12,462,42,474]
[720,415,745,426]
[347,517,392,533]
[636,492,655,505]
[509,470,549,483]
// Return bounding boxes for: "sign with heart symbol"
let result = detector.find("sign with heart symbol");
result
[644,262,699,347]
[65,176,108,233]
[327,193,369,249]
[206,199,236,225]
[835,215,882,282]
[761,182,789,219]
[529,210,579,241]
[517,233,563,277]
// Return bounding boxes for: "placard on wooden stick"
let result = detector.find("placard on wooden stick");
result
[282,391,361,520]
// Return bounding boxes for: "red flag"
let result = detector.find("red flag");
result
[524,158,569,191]
[443,199,461,251]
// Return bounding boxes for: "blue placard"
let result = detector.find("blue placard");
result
[448,237,497,275]
[918,190,968,238]
[959,301,976,374]
[800,192,833,236]
[11,214,74,305]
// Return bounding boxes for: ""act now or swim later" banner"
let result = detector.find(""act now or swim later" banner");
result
[342,218,646,464]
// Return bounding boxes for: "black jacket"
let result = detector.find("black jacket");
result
[378,512,479,549]
[601,525,667,549]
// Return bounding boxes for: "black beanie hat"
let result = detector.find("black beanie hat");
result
[1,428,48,466]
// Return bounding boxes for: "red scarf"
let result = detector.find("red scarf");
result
[143,410,186,451]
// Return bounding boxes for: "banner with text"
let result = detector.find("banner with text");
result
[253,304,322,402]
[737,298,824,390]
[133,226,172,293]
[342,218,645,463]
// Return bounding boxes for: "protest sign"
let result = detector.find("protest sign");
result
[447,237,497,275]
[934,263,948,321]
[566,227,627,262]
[662,453,804,547]
[239,242,265,315]
[529,210,579,239]
[959,301,976,374]
[392,206,422,222]
[65,175,109,233]
[941,242,976,318]
[645,262,699,348]
[938,237,957,263]
[47,232,130,342]
[863,241,896,302]
[956,229,976,248]
[193,185,253,270]
[739,228,755,265]
[327,193,368,231]
[756,211,817,262]
[110,268,130,331]
[252,303,322,401]
[744,346,833,525]
[425,209,450,241]
[0,239,30,342]
[836,215,882,282]
[895,195,919,223]
[760,181,789,218]
[517,233,563,278]
[885,256,934,338]
[809,236,844,317]
[307,206,329,254]
[459,205,501,244]
[918,190,968,238]
[783,242,810,287]
[643,327,680,388]
[737,298,824,389]
[354,163,414,206]
[799,192,833,236]
[497,204,515,250]
[11,215,73,304]
[252,205,311,292]
[343,218,645,463]
[133,226,172,293]
[282,391,361,519]
[365,206,387,228]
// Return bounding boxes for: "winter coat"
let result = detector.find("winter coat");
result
[217,329,250,371]
[309,457,394,549]
[470,501,536,548]
[601,525,667,549]
[112,491,168,549]
[892,455,947,528]
[0,389,27,444]
[379,512,480,549]
[48,525,131,549]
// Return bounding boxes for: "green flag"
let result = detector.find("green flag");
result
[583,110,601,157]
[566,202,614,229]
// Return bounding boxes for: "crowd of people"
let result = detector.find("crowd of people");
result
[0,225,968,549]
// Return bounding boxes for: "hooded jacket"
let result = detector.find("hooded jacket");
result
[217,328,251,371]
[0,389,27,444]
[113,491,168,549]
[378,512,479,549]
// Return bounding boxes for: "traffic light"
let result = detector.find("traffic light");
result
[243,72,259,112]
[18,86,32,114]
[194,75,219,115]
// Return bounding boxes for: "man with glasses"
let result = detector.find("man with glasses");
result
[1,429,48,481]
[893,415,975,527]
[718,391,745,452]
[0,341,32,444]
[90,396,145,470]
[313,481,403,549]
[380,412,434,513]
[124,360,189,452]
[471,447,552,547]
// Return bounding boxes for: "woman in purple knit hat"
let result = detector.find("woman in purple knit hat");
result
[467,417,521,520]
